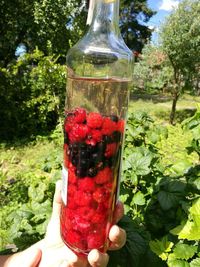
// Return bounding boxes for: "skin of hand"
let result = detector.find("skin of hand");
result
[1,180,126,267]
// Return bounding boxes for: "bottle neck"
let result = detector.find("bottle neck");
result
[87,0,120,35]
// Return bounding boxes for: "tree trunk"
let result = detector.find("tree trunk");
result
[170,91,179,125]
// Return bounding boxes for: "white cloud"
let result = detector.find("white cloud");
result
[159,0,179,11]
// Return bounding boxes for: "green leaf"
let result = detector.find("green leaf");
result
[149,237,174,261]
[173,243,197,260]
[131,191,146,206]
[193,178,200,190]
[190,258,200,267]
[190,198,200,217]
[168,259,190,267]
[171,220,200,241]
[157,190,180,210]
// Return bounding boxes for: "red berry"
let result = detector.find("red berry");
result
[93,187,111,203]
[87,233,104,249]
[73,216,91,233]
[74,190,93,206]
[87,112,103,129]
[101,117,117,135]
[68,184,77,196]
[68,168,77,184]
[68,124,88,142]
[95,167,113,184]
[77,206,95,221]
[78,177,96,192]
[117,119,125,133]
[105,143,118,157]
[86,129,103,145]
[91,129,102,142]
[92,213,106,224]
[67,230,86,249]
[74,108,86,123]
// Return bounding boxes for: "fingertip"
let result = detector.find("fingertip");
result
[88,249,109,267]
[108,225,126,250]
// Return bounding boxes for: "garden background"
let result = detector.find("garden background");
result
[0,0,200,266]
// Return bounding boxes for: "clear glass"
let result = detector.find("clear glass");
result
[60,0,133,255]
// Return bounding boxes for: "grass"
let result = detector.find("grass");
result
[129,93,200,123]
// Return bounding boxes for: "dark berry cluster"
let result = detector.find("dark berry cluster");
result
[61,108,125,253]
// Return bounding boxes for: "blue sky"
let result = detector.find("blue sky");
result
[146,0,182,43]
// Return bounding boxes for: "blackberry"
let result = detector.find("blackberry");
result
[78,159,90,170]
[103,135,112,144]
[105,157,114,168]
[76,168,87,178]
[110,115,119,122]
[97,161,104,170]
[88,167,98,177]
[72,157,79,166]
[112,131,121,142]
[80,150,90,158]
[97,142,106,153]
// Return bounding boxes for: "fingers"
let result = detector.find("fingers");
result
[88,250,109,267]
[108,225,126,251]
[112,201,124,224]
[58,253,88,267]
[14,247,42,267]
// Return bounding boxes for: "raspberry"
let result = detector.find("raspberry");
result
[68,124,88,143]
[68,184,77,196]
[105,143,118,157]
[74,108,86,123]
[87,112,103,129]
[101,117,117,136]
[93,187,111,203]
[117,119,125,133]
[74,190,93,206]
[68,168,77,184]
[95,167,113,184]
[77,206,95,221]
[73,216,91,233]
[87,232,104,249]
[92,213,106,224]
[67,230,86,250]
[78,177,96,192]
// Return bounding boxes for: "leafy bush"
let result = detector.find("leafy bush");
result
[0,49,66,140]
[0,109,199,266]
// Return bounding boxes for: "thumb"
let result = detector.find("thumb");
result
[21,246,42,267]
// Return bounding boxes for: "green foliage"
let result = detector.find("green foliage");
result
[182,104,200,158]
[0,108,200,267]
[133,44,173,94]
[161,0,200,85]
[120,1,155,52]
[0,129,63,251]
[0,48,66,140]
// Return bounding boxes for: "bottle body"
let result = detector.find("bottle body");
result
[60,0,133,255]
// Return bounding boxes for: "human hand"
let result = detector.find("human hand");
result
[38,180,126,267]
[1,244,42,267]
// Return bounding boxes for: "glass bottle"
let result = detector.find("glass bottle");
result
[60,0,133,255]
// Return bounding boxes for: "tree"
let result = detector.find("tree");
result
[120,0,156,52]
[133,44,173,94]
[0,0,155,67]
[160,0,200,124]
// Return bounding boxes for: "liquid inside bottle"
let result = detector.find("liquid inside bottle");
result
[60,75,130,254]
